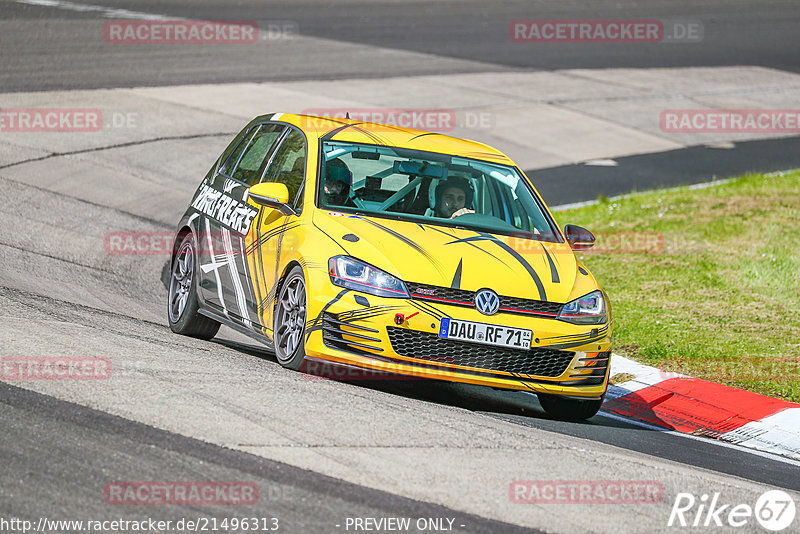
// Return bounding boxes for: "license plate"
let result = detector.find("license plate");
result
[439,318,532,350]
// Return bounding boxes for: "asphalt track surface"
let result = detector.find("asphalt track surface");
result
[0,382,533,534]
[2,1,800,533]
[3,0,800,91]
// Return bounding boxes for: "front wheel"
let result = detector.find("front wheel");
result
[537,393,604,421]
[273,266,307,370]
[168,232,220,340]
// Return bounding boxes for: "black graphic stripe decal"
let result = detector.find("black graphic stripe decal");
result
[541,244,560,284]
[246,222,299,255]
[462,152,506,160]
[445,232,547,301]
[320,121,392,146]
[259,283,281,317]
[479,232,546,301]
[306,289,350,339]
[545,336,608,350]
[541,326,610,350]
[337,307,404,323]
[542,324,610,342]
[352,125,394,146]
[253,210,270,328]
[409,132,442,142]
[235,234,259,327]
[321,123,358,141]
[451,259,463,289]
[337,305,402,322]
[360,218,443,274]
[409,300,450,321]
[425,225,511,267]
[268,217,292,323]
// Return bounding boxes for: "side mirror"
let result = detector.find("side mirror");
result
[247,182,293,215]
[564,224,595,250]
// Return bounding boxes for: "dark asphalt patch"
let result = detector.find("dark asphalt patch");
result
[527,135,800,206]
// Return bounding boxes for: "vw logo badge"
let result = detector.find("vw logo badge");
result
[475,289,500,316]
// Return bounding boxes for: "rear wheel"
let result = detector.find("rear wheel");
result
[168,232,220,340]
[538,393,604,421]
[273,266,307,370]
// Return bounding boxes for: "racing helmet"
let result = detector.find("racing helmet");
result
[325,158,352,185]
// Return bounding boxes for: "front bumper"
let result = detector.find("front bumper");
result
[303,290,612,398]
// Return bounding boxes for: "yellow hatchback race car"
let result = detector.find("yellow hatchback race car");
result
[168,113,612,420]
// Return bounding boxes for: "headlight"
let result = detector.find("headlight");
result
[328,256,409,298]
[558,290,607,325]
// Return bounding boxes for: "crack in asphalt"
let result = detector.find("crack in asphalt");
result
[0,131,235,171]
[235,444,563,449]
[0,240,118,275]
[0,285,204,352]
[0,173,176,229]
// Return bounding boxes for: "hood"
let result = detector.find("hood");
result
[313,210,577,303]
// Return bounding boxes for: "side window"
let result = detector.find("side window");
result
[262,129,307,210]
[219,127,257,177]
[220,124,285,186]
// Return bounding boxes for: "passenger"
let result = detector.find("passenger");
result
[323,158,353,206]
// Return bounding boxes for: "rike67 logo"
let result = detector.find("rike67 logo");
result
[668,490,796,531]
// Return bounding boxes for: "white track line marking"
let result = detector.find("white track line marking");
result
[549,168,798,212]
[596,410,800,469]
[14,0,170,20]
[519,390,800,468]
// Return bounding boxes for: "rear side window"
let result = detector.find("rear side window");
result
[219,127,256,177]
[219,124,285,185]
[262,128,307,210]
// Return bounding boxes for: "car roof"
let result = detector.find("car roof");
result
[257,112,516,166]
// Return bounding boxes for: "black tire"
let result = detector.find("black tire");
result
[273,266,308,370]
[167,232,220,340]
[538,393,604,421]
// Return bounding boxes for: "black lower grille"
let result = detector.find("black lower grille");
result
[387,327,575,377]
[322,313,383,355]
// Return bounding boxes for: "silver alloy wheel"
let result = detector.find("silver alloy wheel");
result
[275,273,307,361]
[168,238,193,324]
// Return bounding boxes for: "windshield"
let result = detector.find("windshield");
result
[317,141,561,241]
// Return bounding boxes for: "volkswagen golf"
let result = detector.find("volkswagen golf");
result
[168,113,612,420]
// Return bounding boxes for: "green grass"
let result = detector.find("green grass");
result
[557,170,800,402]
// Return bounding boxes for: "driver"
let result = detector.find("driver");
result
[434,177,475,218]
